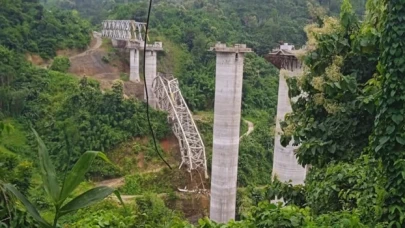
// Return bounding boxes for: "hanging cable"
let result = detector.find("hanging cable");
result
[143,0,172,169]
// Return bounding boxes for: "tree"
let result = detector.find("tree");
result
[280,0,377,167]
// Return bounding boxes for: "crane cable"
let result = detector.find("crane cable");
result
[143,0,172,169]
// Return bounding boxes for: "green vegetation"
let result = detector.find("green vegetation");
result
[0,42,170,171]
[238,55,279,186]
[314,0,367,16]
[10,0,405,227]
[4,129,122,227]
[61,195,190,228]
[0,120,13,136]
[0,151,32,195]
[281,2,376,167]
[0,1,173,226]
[370,0,405,225]
[0,0,90,59]
[120,169,188,195]
[119,73,129,81]
[0,183,38,227]
[50,56,70,73]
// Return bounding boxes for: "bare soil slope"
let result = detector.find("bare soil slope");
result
[69,32,144,99]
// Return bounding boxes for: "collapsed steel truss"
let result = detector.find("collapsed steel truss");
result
[153,73,208,178]
[101,20,146,41]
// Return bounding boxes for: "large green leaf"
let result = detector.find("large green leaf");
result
[58,186,115,217]
[4,184,52,228]
[113,189,126,211]
[59,151,110,205]
[32,128,60,203]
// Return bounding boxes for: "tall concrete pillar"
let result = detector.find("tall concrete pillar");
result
[272,68,306,185]
[144,50,158,107]
[130,48,140,82]
[144,42,163,108]
[210,43,252,223]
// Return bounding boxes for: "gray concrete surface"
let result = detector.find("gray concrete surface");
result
[209,43,252,223]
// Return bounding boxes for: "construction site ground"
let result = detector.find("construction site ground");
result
[68,32,144,99]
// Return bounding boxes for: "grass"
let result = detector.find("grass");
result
[1,119,27,146]
[101,38,112,50]
[119,169,188,195]
[120,72,129,81]
[0,145,13,156]
[0,118,32,157]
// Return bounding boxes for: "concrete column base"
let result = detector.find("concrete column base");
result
[130,49,140,82]
[144,50,157,107]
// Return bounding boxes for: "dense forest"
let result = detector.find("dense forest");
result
[4,0,405,227]
[0,0,91,59]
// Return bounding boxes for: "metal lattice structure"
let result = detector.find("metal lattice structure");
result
[101,20,146,41]
[152,73,208,178]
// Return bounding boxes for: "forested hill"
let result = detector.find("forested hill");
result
[0,0,91,59]
[42,0,365,55]
[38,0,366,112]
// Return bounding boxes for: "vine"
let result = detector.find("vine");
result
[371,0,405,225]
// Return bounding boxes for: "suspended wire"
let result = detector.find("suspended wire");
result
[143,0,172,169]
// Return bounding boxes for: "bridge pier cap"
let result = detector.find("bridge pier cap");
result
[210,42,251,53]
[144,41,163,51]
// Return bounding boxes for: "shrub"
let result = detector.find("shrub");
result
[50,56,71,72]
[101,56,110,63]
[0,150,33,195]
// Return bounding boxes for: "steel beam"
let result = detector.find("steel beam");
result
[152,74,208,177]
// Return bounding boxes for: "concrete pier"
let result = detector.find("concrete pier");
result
[209,43,252,223]
[130,49,140,82]
[144,42,163,108]
[272,68,306,185]
[265,43,307,185]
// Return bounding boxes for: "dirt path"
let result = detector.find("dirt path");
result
[95,165,174,189]
[240,119,255,139]
[96,177,125,188]
[69,32,120,78]
[70,31,102,60]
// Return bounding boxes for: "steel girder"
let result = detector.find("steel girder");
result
[101,20,146,41]
[152,74,208,178]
